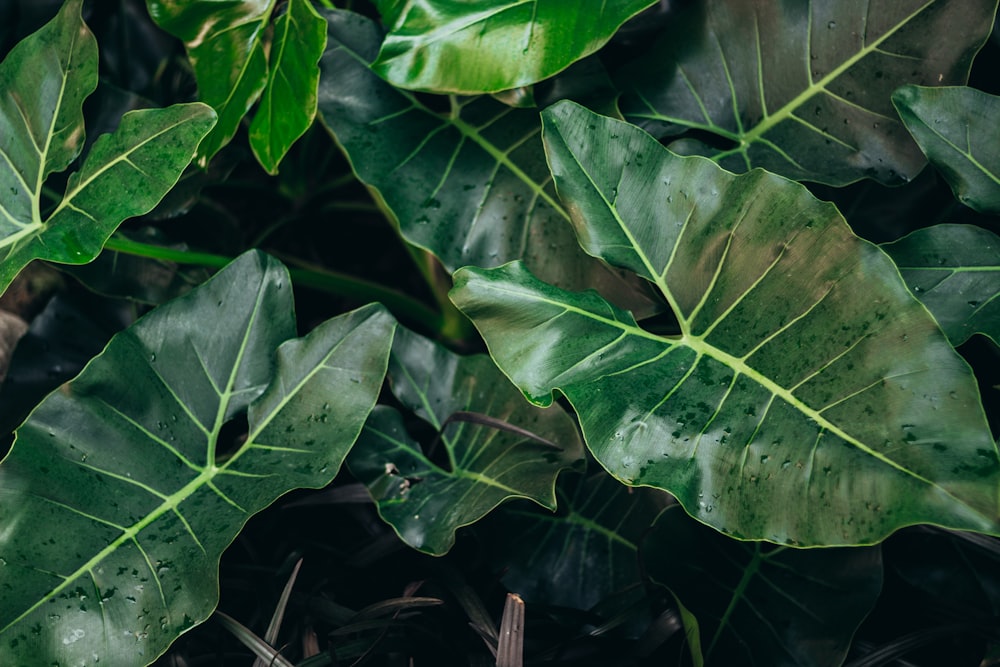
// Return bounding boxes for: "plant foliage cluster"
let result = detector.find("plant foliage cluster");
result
[0,1,999,665]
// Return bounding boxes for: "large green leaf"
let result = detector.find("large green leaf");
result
[0,0,215,295]
[370,0,657,93]
[617,0,998,185]
[893,85,1000,215]
[347,326,583,555]
[450,102,1000,546]
[248,0,327,174]
[316,10,657,315]
[0,252,395,666]
[644,506,883,666]
[146,0,272,165]
[883,224,1000,346]
[492,472,668,610]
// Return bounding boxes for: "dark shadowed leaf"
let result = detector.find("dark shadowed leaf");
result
[0,0,216,295]
[492,472,668,610]
[618,0,997,185]
[893,85,1000,214]
[347,325,583,555]
[371,0,657,93]
[0,252,395,665]
[882,224,1000,346]
[316,9,658,315]
[450,102,1000,545]
[644,506,883,666]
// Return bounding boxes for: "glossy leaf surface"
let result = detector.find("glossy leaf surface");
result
[883,224,1000,346]
[371,0,656,93]
[893,85,1000,214]
[451,102,1000,545]
[618,0,998,185]
[493,473,668,610]
[644,507,883,666]
[248,0,327,174]
[0,252,395,665]
[316,10,656,313]
[347,326,583,555]
[145,0,272,164]
[0,0,216,295]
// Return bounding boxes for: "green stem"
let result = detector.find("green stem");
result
[102,236,443,333]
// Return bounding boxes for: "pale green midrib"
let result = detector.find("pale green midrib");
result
[49,110,197,221]
[708,548,761,655]
[740,0,936,145]
[900,265,997,272]
[913,115,1000,186]
[566,511,637,550]
[1,276,271,635]
[481,280,983,513]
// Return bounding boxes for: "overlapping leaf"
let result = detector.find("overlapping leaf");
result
[644,507,882,666]
[0,0,215,295]
[617,0,998,185]
[893,85,1000,214]
[0,252,395,666]
[492,473,668,610]
[450,102,1000,545]
[146,0,326,170]
[883,224,1000,345]
[316,9,657,314]
[371,0,657,93]
[347,326,583,555]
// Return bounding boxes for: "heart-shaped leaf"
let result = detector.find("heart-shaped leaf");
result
[248,0,327,174]
[145,0,271,164]
[371,0,657,93]
[450,102,1000,546]
[347,326,583,555]
[892,85,1000,215]
[0,0,215,295]
[0,251,395,666]
[491,472,668,610]
[883,224,1000,346]
[643,506,883,666]
[617,0,997,185]
[316,9,657,314]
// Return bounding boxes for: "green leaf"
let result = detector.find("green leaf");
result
[450,101,1000,546]
[145,0,273,164]
[644,506,883,666]
[0,0,216,295]
[492,472,668,610]
[316,9,656,313]
[347,326,583,555]
[0,251,395,666]
[248,0,328,174]
[892,85,1000,214]
[371,0,657,93]
[618,0,998,185]
[883,224,1000,346]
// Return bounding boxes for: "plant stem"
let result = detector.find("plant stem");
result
[102,236,444,333]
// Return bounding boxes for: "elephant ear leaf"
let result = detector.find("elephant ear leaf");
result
[618,0,997,185]
[347,326,584,555]
[0,251,395,666]
[892,85,1000,215]
[0,0,216,295]
[450,101,1000,546]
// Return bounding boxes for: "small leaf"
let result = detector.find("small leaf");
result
[0,0,216,295]
[893,85,1000,214]
[145,0,273,164]
[618,0,997,185]
[644,506,883,666]
[0,251,395,665]
[316,9,656,313]
[347,326,583,555]
[451,102,1000,545]
[249,0,328,174]
[371,0,657,93]
[883,224,1000,346]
